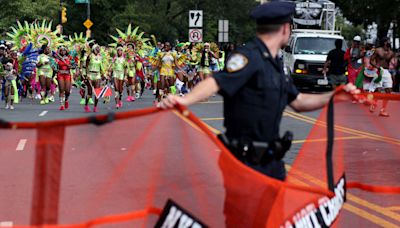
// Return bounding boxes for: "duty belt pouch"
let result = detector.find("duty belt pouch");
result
[274,131,293,160]
[217,134,247,162]
[251,141,270,165]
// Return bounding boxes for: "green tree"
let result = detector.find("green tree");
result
[334,0,400,39]
[1,0,259,45]
[0,0,59,38]
[335,15,365,41]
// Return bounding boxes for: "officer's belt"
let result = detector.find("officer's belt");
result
[218,132,293,166]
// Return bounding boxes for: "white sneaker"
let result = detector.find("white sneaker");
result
[153,89,156,95]
[5,104,10,109]
[10,105,14,110]
[35,94,42,100]
[135,92,140,99]
[49,96,55,102]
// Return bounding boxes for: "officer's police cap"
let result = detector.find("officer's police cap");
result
[250,1,295,25]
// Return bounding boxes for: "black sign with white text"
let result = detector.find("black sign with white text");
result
[155,199,208,228]
[281,175,347,228]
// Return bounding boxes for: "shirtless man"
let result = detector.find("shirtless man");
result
[370,37,395,117]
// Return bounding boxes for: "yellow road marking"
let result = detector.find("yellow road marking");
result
[284,111,400,146]
[343,204,399,228]
[288,165,400,222]
[205,124,222,135]
[288,174,399,227]
[201,117,224,121]
[172,110,202,132]
[292,136,367,144]
[285,110,400,145]
[387,206,400,211]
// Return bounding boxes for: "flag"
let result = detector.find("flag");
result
[94,86,112,99]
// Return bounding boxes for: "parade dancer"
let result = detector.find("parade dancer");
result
[134,49,146,99]
[126,44,136,102]
[79,49,87,104]
[36,45,54,105]
[198,43,219,81]
[345,36,364,85]
[85,44,104,112]
[110,46,127,108]
[55,46,73,110]
[150,39,162,96]
[156,42,181,101]
[174,43,189,95]
[2,61,17,110]
[370,38,396,117]
[80,47,94,105]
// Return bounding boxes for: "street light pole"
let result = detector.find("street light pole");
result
[87,0,90,20]
[59,0,62,25]
[86,0,91,38]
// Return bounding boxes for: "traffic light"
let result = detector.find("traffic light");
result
[61,7,67,24]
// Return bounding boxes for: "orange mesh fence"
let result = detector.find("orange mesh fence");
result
[288,92,400,227]
[0,94,399,227]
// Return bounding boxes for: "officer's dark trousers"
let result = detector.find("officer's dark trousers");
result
[245,160,287,181]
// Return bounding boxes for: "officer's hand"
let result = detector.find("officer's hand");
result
[158,95,187,109]
[335,83,361,102]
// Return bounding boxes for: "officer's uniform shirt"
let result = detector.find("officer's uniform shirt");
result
[213,38,299,143]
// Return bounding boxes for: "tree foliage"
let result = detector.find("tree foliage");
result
[335,15,365,41]
[0,0,258,45]
[0,0,59,36]
[333,0,400,38]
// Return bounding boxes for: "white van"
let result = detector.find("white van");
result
[283,29,347,91]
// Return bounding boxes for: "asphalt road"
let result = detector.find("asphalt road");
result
[0,88,319,165]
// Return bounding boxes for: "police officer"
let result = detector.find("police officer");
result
[160,1,359,180]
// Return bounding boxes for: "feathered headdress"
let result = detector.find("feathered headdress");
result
[109,24,152,50]
[6,21,31,50]
[28,20,64,50]
[68,32,93,49]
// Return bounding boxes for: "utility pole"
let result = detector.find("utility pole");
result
[58,0,63,34]
[86,0,92,38]
[87,0,91,20]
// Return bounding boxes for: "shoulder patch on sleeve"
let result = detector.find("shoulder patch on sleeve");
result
[226,53,248,73]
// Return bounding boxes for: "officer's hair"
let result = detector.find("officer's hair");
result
[256,24,283,34]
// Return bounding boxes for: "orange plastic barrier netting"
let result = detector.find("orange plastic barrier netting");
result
[287,92,400,227]
[0,93,399,227]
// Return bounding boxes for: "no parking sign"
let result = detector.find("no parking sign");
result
[189,29,203,43]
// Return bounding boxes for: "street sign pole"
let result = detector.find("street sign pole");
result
[189,10,203,42]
